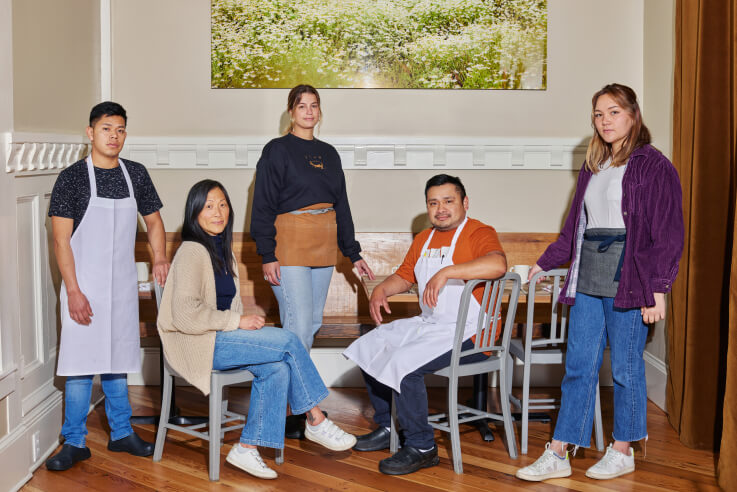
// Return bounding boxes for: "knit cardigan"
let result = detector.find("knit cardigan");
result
[157,241,242,395]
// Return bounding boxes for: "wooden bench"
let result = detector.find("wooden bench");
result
[137,232,559,342]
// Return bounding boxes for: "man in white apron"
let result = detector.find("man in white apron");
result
[45,102,170,471]
[344,174,507,475]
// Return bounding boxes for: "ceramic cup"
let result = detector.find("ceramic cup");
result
[510,264,530,284]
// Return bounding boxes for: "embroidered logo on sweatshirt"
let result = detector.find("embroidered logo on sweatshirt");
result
[306,155,324,169]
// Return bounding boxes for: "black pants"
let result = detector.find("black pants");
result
[362,339,488,449]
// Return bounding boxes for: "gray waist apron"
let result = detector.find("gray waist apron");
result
[577,227,626,298]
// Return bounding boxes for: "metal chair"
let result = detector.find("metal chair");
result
[389,273,521,474]
[507,268,604,454]
[151,282,284,481]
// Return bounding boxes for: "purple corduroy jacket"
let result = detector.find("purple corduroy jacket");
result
[537,144,684,309]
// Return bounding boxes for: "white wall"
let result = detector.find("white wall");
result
[112,0,645,139]
[12,0,99,133]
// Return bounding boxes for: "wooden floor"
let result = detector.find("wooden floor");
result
[23,386,719,492]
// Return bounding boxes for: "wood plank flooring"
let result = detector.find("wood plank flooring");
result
[23,386,719,491]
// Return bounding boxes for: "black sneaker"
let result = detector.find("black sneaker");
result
[45,444,91,471]
[378,445,439,475]
[353,427,391,452]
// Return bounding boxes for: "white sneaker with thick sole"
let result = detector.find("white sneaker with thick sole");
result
[515,442,572,482]
[225,445,277,479]
[585,443,635,480]
[305,418,357,451]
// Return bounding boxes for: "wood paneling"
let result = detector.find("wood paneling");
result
[23,386,720,491]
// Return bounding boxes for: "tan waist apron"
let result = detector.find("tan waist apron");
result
[274,202,338,266]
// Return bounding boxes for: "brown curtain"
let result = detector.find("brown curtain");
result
[668,0,737,489]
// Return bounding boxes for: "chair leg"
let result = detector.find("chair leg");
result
[594,383,605,451]
[221,387,229,416]
[276,447,284,465]
[520,356,532,455]
[389,393,399,454]
[208,381,223,481]
[447,376,463,474]
[153,367,174,462]
[499,365,518,460]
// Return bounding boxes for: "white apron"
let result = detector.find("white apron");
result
[57,156,141,376]
[344,217,480,392]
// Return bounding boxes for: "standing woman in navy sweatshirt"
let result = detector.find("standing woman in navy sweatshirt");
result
[515,83,683,482]
[251,84,375,352]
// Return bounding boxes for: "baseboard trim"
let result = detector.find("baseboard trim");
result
[643,350,667,411]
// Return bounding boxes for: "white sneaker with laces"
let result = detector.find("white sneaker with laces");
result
[515,442,572,481]
[585,443,635,480]
[305,417,357,451]
[226,445,277,479]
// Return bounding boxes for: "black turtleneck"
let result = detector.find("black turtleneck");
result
[212,234,236,311]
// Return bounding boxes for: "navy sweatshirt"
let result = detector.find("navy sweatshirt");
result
[250,133,362,264]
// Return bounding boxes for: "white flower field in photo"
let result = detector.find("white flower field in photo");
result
[211,0,547,89]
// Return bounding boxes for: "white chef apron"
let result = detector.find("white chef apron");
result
[344,217,480,392]
[57,156,141,376]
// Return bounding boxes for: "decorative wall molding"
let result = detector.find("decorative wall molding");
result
[122,136,589,171]
[3,133,88,174]
[4,133,589,172]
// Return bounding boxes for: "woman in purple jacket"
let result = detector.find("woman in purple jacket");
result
[516,84,683,482]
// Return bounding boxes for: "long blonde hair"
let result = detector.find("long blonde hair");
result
[284,84,322,135]
[585,83,651,173]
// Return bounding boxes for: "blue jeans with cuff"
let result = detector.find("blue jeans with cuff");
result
[212,326,329,449]
[270,265,334,350]
[553,292,649,447]
[62,373,133,448]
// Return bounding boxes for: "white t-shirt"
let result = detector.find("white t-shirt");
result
[584,159,626,229]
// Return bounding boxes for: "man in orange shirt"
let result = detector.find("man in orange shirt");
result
[344,174,507,475]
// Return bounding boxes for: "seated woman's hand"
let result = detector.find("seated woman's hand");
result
[239,315,265,330]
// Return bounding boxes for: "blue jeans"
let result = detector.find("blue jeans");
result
[363,339,487,449]
[554,292,649,447]
[61,374,133,448]
[212,326,329,449]
[271,265,333,350]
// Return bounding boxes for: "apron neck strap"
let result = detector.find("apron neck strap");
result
[85,155,134,198]
[420,216,469,257]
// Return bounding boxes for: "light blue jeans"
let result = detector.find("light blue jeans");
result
[270,265,334,350]
[61,374,133,448]
[212,326,329,449]
[554,292,649,447]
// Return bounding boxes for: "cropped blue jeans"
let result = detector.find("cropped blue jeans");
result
[554,292,649,447]
[212,326,329,449]
[270,265,334,350]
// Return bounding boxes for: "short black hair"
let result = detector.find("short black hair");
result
[424,174,466,200]
[89,101,127,127]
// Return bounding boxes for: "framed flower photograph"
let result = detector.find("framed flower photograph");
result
[212,0,547,89]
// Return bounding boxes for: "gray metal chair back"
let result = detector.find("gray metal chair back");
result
[151,281,283,480]
[389,272,521,474]
[508,268,604,454]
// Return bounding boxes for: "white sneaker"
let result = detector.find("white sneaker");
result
[585,443,635,480]
[515,442,572,481]
[225,445,277,479]
[305,418,357,451]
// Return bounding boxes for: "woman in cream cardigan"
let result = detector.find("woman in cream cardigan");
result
[157,179,356,480]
